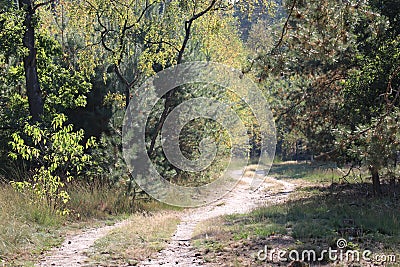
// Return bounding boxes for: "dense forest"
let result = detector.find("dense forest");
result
[1,0,400,265]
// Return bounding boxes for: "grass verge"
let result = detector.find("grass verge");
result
[269,161,346,184]
[0,183,64,266]
[85,211,181,266]
[192,163,400,266]
[0,180,178,266]
[193,187,400,266]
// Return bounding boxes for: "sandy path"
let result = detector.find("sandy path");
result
[36,220,129,267]
[36,171,295,267]
[140,172,295,266]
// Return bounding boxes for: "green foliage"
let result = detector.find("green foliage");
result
[35,33,91,111]
[0,9,92,178]
[55,0,266,190]
[334,6,400,189]
[0,6,26,58]
[9,113,96,214]
[253,0,400,192]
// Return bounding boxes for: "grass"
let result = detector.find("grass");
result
[0,183,64,266]
[192,162,400,266]
[269,161,346,184]
[0,180,181,266]
[85,211,181,266]
[193,188,400,265]
[67,182,146,220]
[3,161,398,266]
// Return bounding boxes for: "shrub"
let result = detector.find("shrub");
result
[8,113,96,215]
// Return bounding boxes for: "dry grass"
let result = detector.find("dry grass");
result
[192,217,228,242]
[85,211,181,266]
[191,163,400,266]
[192,215,288,266]
[242,164,269,179]
[242,169,256,177]
[244,164,259,172]
[0,179,180,265]
[192,217,232,255]
[67,183,140,220]
[0,183,64,265]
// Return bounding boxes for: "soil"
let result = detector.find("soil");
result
[36,220,130,267]
[139,172,295,266]
[36,170,295,267]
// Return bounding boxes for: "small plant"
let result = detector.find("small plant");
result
[9,113,96,215]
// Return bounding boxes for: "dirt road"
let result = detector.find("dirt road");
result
[139,172,295,266]
[37,171,295,267]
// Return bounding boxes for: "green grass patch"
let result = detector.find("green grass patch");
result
[255,188,399,247]
[193,185,400,264]
[269,161,346,183]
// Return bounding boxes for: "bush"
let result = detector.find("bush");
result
[8,113,96,214]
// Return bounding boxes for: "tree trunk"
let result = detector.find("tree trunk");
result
[369,165,382,196]
[19,0,44,122]
[146,0,217,157]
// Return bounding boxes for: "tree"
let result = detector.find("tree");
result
[146,0,273,158]
[0,0,96,212]
[59,0,269,186]
[338,1,400,194]
[18,0,52,121]
[254,0,400,194]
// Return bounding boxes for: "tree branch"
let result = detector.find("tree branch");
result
[147,40,181,53]
[33,0,55,11]
[271,0,297,54]
[189,0,217,23]
[242,0,297,75]
[148,0,219,157]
